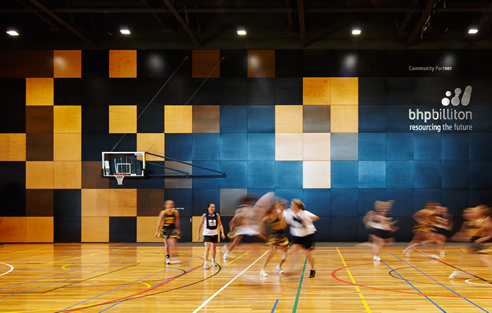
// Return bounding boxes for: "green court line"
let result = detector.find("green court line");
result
[292,256,307,313]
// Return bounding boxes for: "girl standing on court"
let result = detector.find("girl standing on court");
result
[155,200,181,265]
[196,203,225,269]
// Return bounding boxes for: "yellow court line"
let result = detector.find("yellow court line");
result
[336,247,372,313]
[227,251,250,264]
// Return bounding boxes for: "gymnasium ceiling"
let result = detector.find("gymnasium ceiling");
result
[1,0,492,50]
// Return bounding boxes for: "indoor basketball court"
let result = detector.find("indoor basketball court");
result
[0,243,491,312]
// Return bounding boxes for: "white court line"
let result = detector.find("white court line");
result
[0,262,14,277]
[193,251,268,313]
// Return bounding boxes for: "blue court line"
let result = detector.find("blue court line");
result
[290,253,299,270]
[0,252,156,294]
[391,253,488,313]
[271,299,279,312]
[61,257,200,312]
[381,257,446,312]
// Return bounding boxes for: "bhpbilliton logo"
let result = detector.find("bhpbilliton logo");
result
[441,86,472,106]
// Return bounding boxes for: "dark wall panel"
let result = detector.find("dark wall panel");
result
[54,217,81,242]
[54,189,81,217]
[109,217,136,242]
[0,162,26,217]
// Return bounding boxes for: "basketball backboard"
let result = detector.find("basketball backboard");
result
[102,152,146,177]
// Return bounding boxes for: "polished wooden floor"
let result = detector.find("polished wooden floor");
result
[1,243,492,312]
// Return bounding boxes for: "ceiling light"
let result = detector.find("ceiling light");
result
[237,26,246,36]
[352,29,361,35]
[468,28,478,34]
[120,27,131,35]
[6,30,19,36]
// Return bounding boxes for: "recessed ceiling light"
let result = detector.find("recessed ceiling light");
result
[237,26,246,36]
[468,28,478,34]
[352,29,361,35]
[7,30,19,36]
[120,28,131,35]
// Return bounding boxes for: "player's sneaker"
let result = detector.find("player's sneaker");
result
[373,255,382,261]
[259,270,268,277]
[276,265,284,274]
[211,259,218,267]
[309,269,316,278]
[204,262,210,270]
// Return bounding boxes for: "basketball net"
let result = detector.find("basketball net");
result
[114,173,126,185]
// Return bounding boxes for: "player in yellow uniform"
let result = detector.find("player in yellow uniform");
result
[155,200,181,264]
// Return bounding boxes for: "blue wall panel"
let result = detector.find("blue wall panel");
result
[276,161,303,189]
[386,133,414,160]
[442,161,469,188]
[386,161,414,188]
[165,134,193,160]
[359,105,386,133]
[220,105,248,132]
[331,217,359,241]
[247,105,275,133]
[386,189,414,216]
[192,134,220,160]
[247,161,276,188]
[331,161,358,188]
[164,189,193,217]
[359,161,386,188]
[441,133,469,160]
[303,189,331,217]
[192,188,220,216]
[414,133,441,160]
[192,161,221,189]
[331,134,358,160]
[220,133,247,161]
[358,189,386,216]
[331,189,358,217]
[220,161,247,188]
[248,133,275,160]
[358,133,385,160]
[414,161,442,188]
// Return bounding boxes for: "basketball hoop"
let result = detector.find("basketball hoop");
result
[114,173,126,185]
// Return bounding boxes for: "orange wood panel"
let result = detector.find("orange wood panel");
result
[137,133,164,161]
[330,105,359,133]
[0,217,26,242]
[109,105,137,133]
[275,105,303,133]
[331,77,358,105]
[54,134,81,161]
[53,161,81,189]
[54,105,81,133]
[81,217,109,242]
[137,217,164,242]
[192,50,220,78]
[26,217,53,242]
[303,77,331,105]
[81,189,110,216]
[192,105,220,133]
[25,161,54,189]
[109,50,137,78]
[109,189,137,216]
[26,78,54,106]
[53,50,82,78]
[247,50,275,78]
[165,105,192,133]
[0,134,26,161]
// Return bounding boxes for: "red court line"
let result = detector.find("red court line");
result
[331,261,492,300]
[61,253,205,312]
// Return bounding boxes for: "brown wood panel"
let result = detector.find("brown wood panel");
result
[0,217,26,242]
[303,77,331,105]
[81,216,109,242]
[26,217,53,242]
[53,105,81,134]
[303,105,331,133]
[0,134,26,161]
[26,78,54,106]
[0,51,27,77]
[26,134,53,161]
[53,161,81,189]
[247,50,275,78]
[81,189,109,216]
[192,50,220,78]
[82,161,109,189]
[109,189,137,216]
[26,189,54,216]
[54,134,81,161]
[25,50,54,78]
[137,189,165,216]
[109,50,137,78]
[53,50,81,78]
[25,161,54,189]
[192,105,220,133]
[26,106,53,134]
